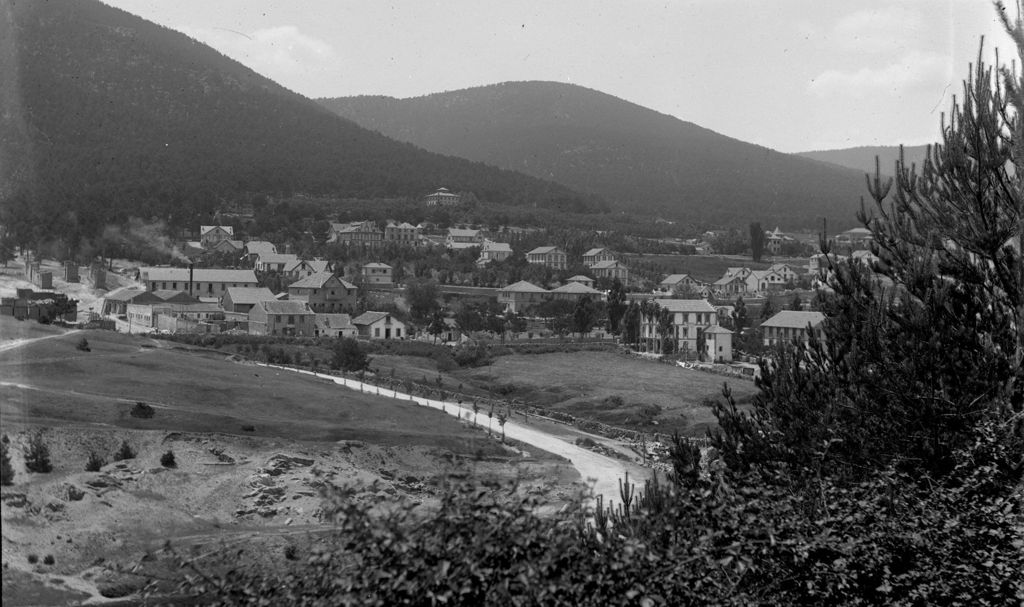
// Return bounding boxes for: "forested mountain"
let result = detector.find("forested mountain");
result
[0,0,601,254]
[319,82,869,229]
[796,144,932,175]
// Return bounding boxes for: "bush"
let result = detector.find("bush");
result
[160,450,176,468]
[76,337,90,352]
[129,402,154,419]
[85,451,106,472]
[113,441,136,461]
[27,554,38,564]
[0,435,13,485]
[43,555,55,566]
[241,424,255,432]
[283,545,297,561]
[24,432,52,473]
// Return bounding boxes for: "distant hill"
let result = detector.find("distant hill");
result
[796,145,932,175]
[318,82,870,229]
[1,1,602,250]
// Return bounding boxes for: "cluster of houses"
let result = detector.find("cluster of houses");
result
[658,262,805,299]
[101,266,405,340]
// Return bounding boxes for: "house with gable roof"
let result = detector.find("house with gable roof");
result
[255,252,299,273]
[140,267,258,297]
[640,298,719,354]
[353,311,407,339]
[761,310,826,347]
[476,240,513,266]
[327,221,383,247]
[288,272,357,313]
[361,262,393,286]
[526,246,567,270]
[200,225,234,249]
[314,313,357,338]
[446,228,484,251]
[549,281,605,304]
[221,287,277,314]
[591,259,629,282]
[385,221,421,244]
[248,300,316,337]
[744,269,786,293]
[768,263,802,284]
[582,247,616,267]
[283,259,332,280]
[713,273,747,296]
[498,280,549,313]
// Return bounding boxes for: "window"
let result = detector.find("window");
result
[288,315,294,324]
[374,327,380,337]
[172,282,177,290]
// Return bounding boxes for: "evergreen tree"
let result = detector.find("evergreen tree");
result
[749,222,765,261]
[759,297,776,320]
[606,279,627,333]
[789,292,802,311]
[571,295,597,336]
[24,432,52,474]
[714,22,1023,479]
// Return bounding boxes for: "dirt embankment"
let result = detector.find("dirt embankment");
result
[0,424,577,606]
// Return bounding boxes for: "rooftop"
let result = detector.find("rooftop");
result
[653,298,716,313]
[224,287,277,305]
[142,268,258,283]
[501,280,548,293]
[761,310,827,329]
[258,300,313,315]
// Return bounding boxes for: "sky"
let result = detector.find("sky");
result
[101,0,1012,153]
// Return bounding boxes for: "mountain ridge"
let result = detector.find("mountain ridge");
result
[319,81,871,229]
[1,2,603,251]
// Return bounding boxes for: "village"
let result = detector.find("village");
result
[1,188,881,376]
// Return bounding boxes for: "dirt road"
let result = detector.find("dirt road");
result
[271,366,653,509]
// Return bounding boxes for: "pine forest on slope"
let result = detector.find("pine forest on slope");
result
[1,0,603,251]
[319,82,871,229]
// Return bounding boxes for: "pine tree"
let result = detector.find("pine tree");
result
[749,222,765,262]
[24,432,52,474]
[713,20,1024,479]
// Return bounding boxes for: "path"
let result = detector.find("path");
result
[0,329,82,353]
[264,365,652,508]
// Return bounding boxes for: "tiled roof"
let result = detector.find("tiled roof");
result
[224,287,276,305]
[448,228,480,237]
[653,298,715,313]
[527,246,561,255]
[481,241,512,252]
[316,313,354,329]
[501,280,548,293]
[200,225,233,236]
[583,247,608,257]
[142,268,258,284]
[258,253,299,265]
[258,300,313,315]
[551,282,601,294]
[243,241,277,255]
[288,272,340,289]
[362,262,391,269]
[352,311,393,325]
[591,260,624,270]
[760,310,826,329]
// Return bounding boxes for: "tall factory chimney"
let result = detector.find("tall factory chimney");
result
[188,262,194,297]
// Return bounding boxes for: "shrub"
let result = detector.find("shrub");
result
[283,545,297,560]
[129,402,155,419]
[43,555,55,565]
[241,424,255,432]
[160,450,176,468]
[24,432,52,473]
[113,441,136,461]
[27,554,38,564]
[76,337,90,352]
[0,435,13,485]
[85,451,106,472]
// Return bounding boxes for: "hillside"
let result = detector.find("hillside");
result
[0,1,602,252]
[796,144,932,175]
[319,82,870,229]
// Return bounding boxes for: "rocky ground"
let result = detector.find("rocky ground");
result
[1,424,577,605]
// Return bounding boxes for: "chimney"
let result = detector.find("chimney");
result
[188,262,194,297]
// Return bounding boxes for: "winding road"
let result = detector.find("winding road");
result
[273,365,652,509]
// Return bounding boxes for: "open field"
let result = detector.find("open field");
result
[0,317,509,452]
[0,316,579,605]
[453,351,759,436]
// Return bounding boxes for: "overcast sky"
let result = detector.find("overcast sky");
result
[102,0,1010,153]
